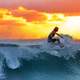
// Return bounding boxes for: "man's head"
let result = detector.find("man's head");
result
[53,27,59,32]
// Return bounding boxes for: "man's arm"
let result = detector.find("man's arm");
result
[56,33,63,38]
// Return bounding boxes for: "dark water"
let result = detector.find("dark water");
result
[4,52,80,80]
[0,35,80,80]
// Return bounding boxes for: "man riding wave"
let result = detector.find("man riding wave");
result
[48,27,63,45]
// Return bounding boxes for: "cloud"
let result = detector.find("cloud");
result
[0,7,65,39]
[0,7,46,39]
[10,6,47,22]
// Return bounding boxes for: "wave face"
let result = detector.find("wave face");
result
[0,35,80,80]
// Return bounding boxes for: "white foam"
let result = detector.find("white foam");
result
[0,35,79,70]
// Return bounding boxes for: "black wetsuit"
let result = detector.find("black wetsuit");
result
[48,33,60,43]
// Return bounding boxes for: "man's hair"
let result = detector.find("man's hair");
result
[54,27,59,31]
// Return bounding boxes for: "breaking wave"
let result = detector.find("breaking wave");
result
[0,35,80,80]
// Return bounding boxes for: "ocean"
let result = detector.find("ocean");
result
[0,35,80,80]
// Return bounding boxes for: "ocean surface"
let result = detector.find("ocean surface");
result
[0,35,80,80]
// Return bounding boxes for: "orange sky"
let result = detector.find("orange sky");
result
[0,0,80,13]
[0,6,80,40]
[0,0,80,40]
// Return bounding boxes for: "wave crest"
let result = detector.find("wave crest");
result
[0,35,79,79]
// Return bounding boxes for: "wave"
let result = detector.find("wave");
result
[0,35,79,79]
[5,52,80,80]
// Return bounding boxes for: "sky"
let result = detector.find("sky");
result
[0,0,80,40]
[0,0,80,13]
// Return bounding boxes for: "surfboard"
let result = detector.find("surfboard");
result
[48,40,64,48]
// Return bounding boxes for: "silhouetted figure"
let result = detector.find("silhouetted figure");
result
[48,27,63,44]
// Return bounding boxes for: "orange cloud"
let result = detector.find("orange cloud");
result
[0,6,79,40]
[11,6,47,22]
[0,7,47,39]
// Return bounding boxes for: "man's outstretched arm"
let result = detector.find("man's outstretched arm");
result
[56,33,63,38]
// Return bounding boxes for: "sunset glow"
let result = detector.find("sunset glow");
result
[0,7,80,40]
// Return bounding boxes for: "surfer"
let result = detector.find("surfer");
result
[48,27,63,45]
